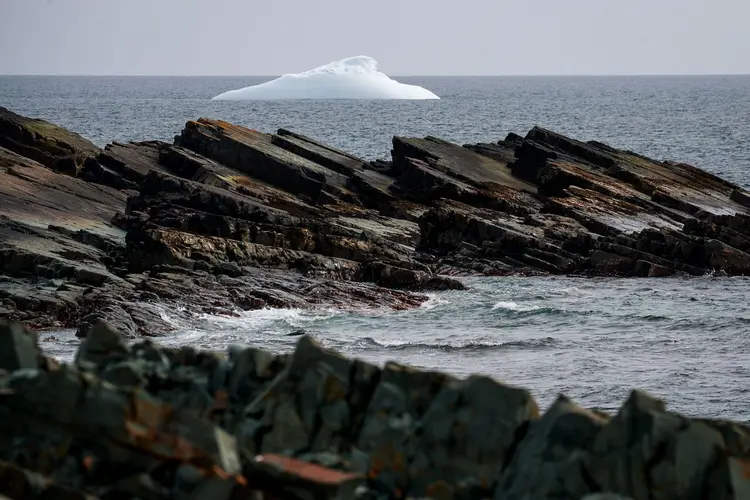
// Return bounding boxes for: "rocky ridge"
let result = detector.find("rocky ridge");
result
[3,106,750,336]
[0,319,748,499]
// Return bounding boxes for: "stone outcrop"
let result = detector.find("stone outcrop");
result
[0,106,99,175]
[0,319,747,499]
[3,108,750,334]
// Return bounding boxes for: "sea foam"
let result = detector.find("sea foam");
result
[212,56,440,100]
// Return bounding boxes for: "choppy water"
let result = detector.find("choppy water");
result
[4,75,749,420]
[40,276,750,421]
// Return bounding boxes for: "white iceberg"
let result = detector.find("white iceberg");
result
[212,56,439,101]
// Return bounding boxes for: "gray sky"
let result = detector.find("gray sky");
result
[1,0,748,76]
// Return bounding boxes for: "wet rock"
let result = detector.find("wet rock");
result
[76,303,137,339]
[590,250,634,275]
[633,260,675,277]
[75,321,131,366]
[360,261,466,291]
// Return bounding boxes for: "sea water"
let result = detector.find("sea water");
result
[3,75,749,420]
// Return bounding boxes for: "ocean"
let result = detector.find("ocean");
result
[2,75,749,420]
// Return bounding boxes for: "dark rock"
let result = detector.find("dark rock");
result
[0,322,748,499]
[75,321,131,366]
[273,128,366,177]
[587,390,726,500]
[6,107,750,348]
[0,107,99,175]
[0,320,40,371]
[495,395,608,499]
[76,304,137,339]
[247,453,366,500]
[406,375,538,498]
[392,136,535,193]
[177,119,350,204]
[360,261,465,291]
[590,250,634,275]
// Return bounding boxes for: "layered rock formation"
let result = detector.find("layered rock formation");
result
[0,319,748,499]
[3,107,750,334]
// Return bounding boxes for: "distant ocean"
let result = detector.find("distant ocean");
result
[3,75,749,420]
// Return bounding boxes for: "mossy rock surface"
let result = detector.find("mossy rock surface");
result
[0,106,99,174]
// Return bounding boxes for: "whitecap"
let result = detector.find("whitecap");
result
[212,56,440,101]
[420,294,451,311]
[492,301,541,312]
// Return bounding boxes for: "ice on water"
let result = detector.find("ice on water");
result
[212,56,440,100]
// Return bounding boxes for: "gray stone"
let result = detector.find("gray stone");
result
[260,398,309,454]
[728,457,750,499]
[289,335,351,381]
[188,477,237,500]
[227,345,282,402]
[587,390,724,500]
[495,395,609,500]
[0,320,39,371]
[76,303,138,338]
[113,473,168,500]
[2,366,82,425]
[408,375,539,498]
[75,321,131,367]
[581,495,636,500]
[102,360,147,387]
[355,381,415,494]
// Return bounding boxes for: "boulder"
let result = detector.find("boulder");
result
[406,375,538,498]
[0,320,40,371]
[587,390,726,500]
[590,250,634,275]
[0,107,99,175]
[75,321,131,366]
[495,395,609,500]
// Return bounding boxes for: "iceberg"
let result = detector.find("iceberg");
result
[212,56,439,101]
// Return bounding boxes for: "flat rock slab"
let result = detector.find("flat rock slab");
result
[393,135,538,193]
[96,141,173,183]
[177,119,352,203]
[527,126,750,217]
[0,147,127,237]
[273,128,366,177]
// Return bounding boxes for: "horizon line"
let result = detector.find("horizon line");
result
[1,72,750,78]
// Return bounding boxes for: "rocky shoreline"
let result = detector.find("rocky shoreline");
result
[1,319,749,499]
[3,107,750,335]
[1,107,750,498]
